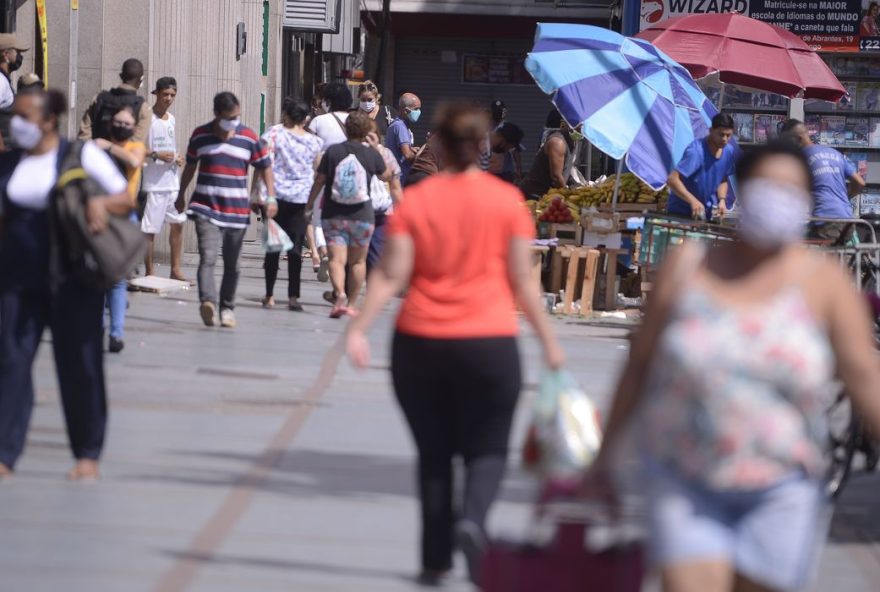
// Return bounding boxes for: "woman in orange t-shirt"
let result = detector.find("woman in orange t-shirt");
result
[346,102,564,586]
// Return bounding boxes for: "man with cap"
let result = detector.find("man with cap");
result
[79,58,153,143]
[0,33,29,150]
[489,99,524,183]
[142,76,189,281]
[489,121,526,184]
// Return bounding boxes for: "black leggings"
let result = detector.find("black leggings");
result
[264,201,307,299]
[391,332,521,571]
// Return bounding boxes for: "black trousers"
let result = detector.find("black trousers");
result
[391,332,521,571]
[264,201,307,299]
[0,282,107,469]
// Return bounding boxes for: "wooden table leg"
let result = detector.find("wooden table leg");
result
[562,248,582,315]
[580,249,601,316]
[550,249,564,294]
[530,250,544,294]
[604,249,621,311]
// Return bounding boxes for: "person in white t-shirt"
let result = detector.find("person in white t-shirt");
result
[141,77,188,280]
[306,82,352,285]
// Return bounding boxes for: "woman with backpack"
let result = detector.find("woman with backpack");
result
[0,87,131,480]
[306,111,388,318]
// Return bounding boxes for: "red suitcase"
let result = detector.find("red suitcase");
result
[482,504,644,592]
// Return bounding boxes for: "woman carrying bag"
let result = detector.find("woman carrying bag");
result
[346,102,565,586]
[0,88,131,480]
[257,97,324,311]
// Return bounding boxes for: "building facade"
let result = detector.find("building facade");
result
[6,0,285,254]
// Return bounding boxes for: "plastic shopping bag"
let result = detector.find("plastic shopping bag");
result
[262,219,294,254]
[522,370,603,482]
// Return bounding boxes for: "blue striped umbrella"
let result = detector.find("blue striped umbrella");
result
[525,23,719,191]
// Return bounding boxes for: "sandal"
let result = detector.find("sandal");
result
[329,304,347,319]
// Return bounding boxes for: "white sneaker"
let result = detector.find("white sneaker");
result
[220,309,236,328]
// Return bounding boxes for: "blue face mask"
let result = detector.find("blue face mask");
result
[407,109,421,123]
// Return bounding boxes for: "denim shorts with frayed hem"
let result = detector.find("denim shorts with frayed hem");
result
[642,459,831,592]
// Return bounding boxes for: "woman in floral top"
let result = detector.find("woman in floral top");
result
[588,142,880,592]
[258,97,323,311]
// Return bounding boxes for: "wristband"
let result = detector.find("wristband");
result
[265,196,278,205]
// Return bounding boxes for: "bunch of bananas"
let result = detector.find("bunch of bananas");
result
[538,174,668,210]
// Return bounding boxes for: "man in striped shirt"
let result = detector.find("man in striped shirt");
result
[177,91,276,328]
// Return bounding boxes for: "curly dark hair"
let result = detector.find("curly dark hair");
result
[321,82,353,113]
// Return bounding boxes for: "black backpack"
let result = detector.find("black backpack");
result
[49,141,146,292]
[90,88,145,140]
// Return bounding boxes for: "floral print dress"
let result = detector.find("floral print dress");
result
[640,262,837,490]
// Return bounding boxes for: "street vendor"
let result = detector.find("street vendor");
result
[781,118,866,244]
[666,113,737,221]
[519,109,575,200]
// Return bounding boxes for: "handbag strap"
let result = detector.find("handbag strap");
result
[331,113,348,139]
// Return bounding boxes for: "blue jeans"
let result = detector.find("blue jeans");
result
[105,211,139,339]
[105,280,127,339]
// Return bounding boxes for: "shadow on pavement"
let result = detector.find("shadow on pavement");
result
[160,549,420,583]
[124,448,539,505]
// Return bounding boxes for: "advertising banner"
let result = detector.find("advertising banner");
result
[639,0,880,52]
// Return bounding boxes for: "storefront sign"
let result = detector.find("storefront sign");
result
[462,54,532,85]
[639,0,880,52]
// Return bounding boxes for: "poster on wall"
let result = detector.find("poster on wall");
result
[639,0,880,52]
[462,55,532,86]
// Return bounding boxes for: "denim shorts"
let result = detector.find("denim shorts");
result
[643,460,830,591]
[323,218,374,248]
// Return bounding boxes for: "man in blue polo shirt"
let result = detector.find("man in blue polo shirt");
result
[781,118,866,243]
[666,113,737,221]
[385,92,421,184]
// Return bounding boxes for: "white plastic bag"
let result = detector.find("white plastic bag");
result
[262,219,294,254]
[522,370,603,482]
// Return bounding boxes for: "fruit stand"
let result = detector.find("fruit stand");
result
[529,174,669,314]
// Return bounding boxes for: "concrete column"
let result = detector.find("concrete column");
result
[789,97,805,121]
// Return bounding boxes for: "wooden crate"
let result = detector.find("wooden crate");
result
[547,223,583,245]
[548,246,601,316]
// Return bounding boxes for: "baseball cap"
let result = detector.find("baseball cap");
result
[0,33,29,52]
[497,121,525,152]
[153,76,178,93]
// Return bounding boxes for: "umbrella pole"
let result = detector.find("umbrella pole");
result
[586,142,593,180]
[611,158,624,211]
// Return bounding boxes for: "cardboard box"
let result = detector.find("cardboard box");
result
[582,231,622,249]
[581,211,620,234]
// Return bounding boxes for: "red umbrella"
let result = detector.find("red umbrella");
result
[636,13,846,102]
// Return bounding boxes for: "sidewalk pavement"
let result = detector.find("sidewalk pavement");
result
[0,243,878,591]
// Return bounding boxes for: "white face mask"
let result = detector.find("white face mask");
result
[218,118,240,132]
[10,115,42,150]
[737,178,811,249]
[360,101,376,113]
